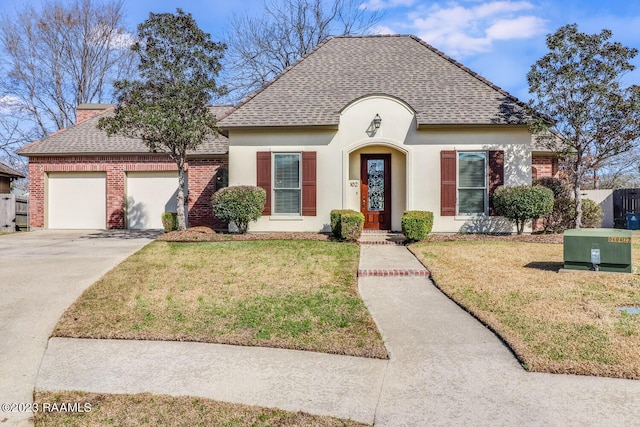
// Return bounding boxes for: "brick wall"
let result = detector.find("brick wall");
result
[531,155,559,180]
[186,158,228,230]
[531,154,559,232]
[29,155,227,229]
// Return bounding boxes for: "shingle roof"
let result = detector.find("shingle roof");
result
[220,35,530,128]
[0,162,25,178]
[19,105,231,156]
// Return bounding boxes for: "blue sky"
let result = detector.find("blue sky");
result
[2,0,640,102]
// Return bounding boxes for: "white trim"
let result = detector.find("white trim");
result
[456,151,488,216]
[268,216,304,221]
[272,152,302,215]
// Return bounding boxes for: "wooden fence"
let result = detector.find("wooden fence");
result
[0,194,28,232]
[613,188,640,228]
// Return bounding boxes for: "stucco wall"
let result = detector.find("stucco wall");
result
[228,95,533,233]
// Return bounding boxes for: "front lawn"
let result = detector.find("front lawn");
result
[54,240,387,359]
[410,237,640,379]
[34,391,368,427]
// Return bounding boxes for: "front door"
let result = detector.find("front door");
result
[361,154,391,230]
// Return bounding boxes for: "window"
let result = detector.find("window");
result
[457,152,487,215]
[273,153,301,214]
[257,151,316,217]
[440,150,503,217]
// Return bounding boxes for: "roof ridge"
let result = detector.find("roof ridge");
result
[331,33,414,39]
[218,33,536,128]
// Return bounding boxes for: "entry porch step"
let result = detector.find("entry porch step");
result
[358,231,406,245]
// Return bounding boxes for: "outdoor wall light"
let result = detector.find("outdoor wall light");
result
[373,114,382,129]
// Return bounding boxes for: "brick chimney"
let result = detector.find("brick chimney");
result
[76,103,115,124]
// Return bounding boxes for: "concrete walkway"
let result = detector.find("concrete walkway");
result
[35,233,640,425]
[0,230,157,427]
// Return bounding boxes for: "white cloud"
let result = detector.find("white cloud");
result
[359,0,416,10]
[473,1,534,18]
[0,96,24,113]
[486,15,547,39]
[396,1,548,56]
[88,25,136,50]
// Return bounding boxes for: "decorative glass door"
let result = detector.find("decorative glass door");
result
[360,154,391,229]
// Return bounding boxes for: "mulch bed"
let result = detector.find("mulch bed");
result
[158,226,564,244]
[157,226,332,242]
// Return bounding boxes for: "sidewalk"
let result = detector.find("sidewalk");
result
[35,232,640,426]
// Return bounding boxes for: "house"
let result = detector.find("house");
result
[19,104,229,230]
[220,35,556,233]
[20,35,557,232]
[0,162,25,194]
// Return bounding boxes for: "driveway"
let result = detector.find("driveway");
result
[0,230,157,426]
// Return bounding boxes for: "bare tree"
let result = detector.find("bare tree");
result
[594,148,640,189]
[0,97,37,185]
[0,0,136,138]
[224,0,380,100]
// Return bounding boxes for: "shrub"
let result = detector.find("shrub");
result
[161,212,177,232]
[330,209,364,241]
[581,198,603,228]
[532,177,571,198]
[543,197,602,233]
[493,185,554,235]
[534,178,602,232]
[211,186,266,234]
[340,211,365,242]
[542,196,573,233]
[401,210,434,242]
[330,209,353,239]
[540,197,603,232]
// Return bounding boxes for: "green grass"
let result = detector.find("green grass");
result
[54,240,387,359]
[34,391,369,427]
[410,238,640,379]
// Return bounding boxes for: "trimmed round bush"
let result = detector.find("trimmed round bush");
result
[401,210,434,242]
[329,209,364,241]
[340,211,364,242]
[211,186,266,234]
[161,212,178,232]
[493,185,554,235]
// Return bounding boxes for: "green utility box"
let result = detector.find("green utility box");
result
[563,228,633,273]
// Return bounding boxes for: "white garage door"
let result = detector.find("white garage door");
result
[48,172,106,229]
[126,171,180,229]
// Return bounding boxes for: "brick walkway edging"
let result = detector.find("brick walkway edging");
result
[358,240,406,246]
[357,268,431,277]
